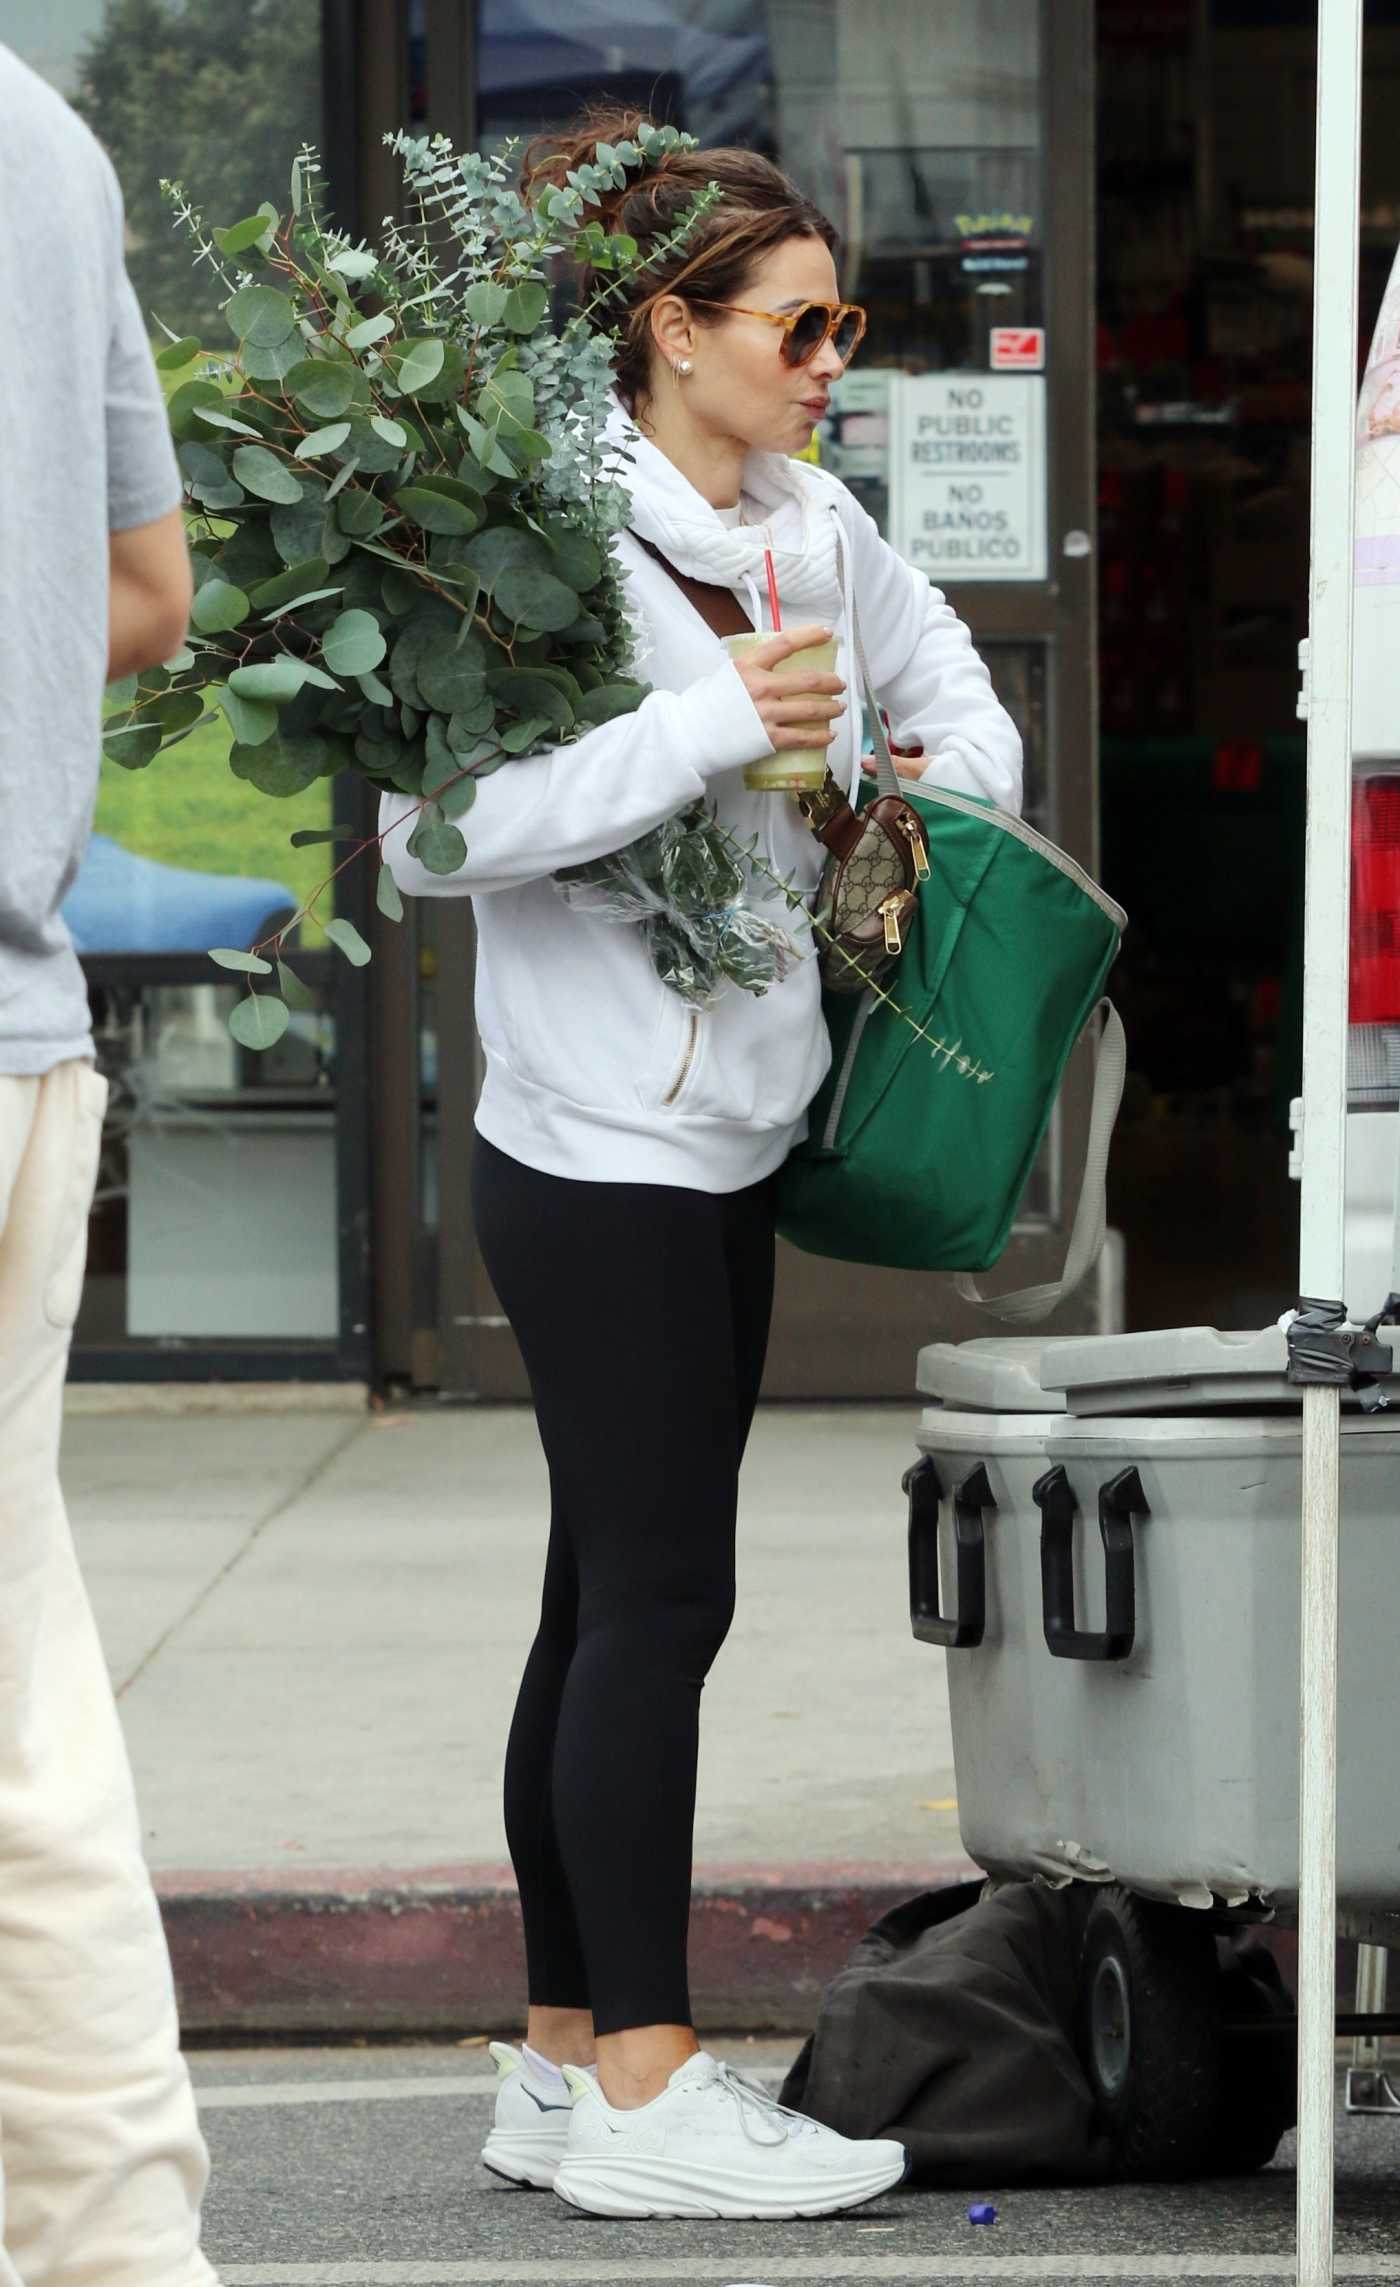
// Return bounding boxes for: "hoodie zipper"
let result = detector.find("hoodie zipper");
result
[661,1010,700,1107]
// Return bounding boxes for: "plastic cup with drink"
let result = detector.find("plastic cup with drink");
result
[726,547,838,795]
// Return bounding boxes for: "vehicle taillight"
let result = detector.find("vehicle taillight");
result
[1349,766,1400,1103]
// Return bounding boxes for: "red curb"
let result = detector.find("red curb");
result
[156,1860,977,2038]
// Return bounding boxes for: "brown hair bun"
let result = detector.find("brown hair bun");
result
[520,104,838,411]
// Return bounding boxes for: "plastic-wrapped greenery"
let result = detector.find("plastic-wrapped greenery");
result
[556,804,802,1007]
[137,128,745,1048]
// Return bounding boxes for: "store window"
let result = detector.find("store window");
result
[13,0,347,1353]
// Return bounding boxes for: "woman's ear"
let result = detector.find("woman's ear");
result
[649,293,697,370]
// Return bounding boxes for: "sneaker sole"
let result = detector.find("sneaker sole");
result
[481,2128,566,2191]
[553,2144,910,2220]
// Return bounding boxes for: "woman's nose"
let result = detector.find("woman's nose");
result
[810,337,847,381]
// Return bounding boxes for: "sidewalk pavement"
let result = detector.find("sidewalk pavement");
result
[60,1395,972,2038]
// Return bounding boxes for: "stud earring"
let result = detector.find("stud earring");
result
[676,357,693,376]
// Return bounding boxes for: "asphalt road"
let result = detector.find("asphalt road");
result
[186,2037,1400,2286]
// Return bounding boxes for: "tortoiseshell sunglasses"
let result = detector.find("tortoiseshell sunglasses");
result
[696,298,868,369]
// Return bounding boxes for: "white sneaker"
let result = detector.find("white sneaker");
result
[553,2050,909,2219]
[480,2041,597,2189]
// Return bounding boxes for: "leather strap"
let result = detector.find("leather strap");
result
[629,531,754,639]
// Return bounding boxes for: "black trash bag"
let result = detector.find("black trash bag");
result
[779,1880,1297,2188]
[779,1879,1112,2186]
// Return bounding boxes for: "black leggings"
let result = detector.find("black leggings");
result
[471,1132,776,2037]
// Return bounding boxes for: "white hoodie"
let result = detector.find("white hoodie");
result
[379,395,1022,1193]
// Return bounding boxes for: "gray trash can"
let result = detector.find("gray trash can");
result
[907,1326,1400,2176]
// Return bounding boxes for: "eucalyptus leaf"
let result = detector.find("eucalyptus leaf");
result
[487,667,575,732]
[156,334,203,370]
[498,713,554,754]
[149,689,205,737]
[327,245,379,278]
[218,213,275,255]
[406,807,468,876]
[495,564,579,632]
[501,281,548,333]
[220,688,279,747]
[391,337,446,394]
[357,668,394,706]
[101,718,162,770]
[228,658,312,704]
[209,946,273,974]
[456,408,518,478]
[229,732,329,795]
[232,444,304,503]
[376,866,404,923]
[296,421,352,459]
[166,377,225,439]
[324,917,372,966]
[226,283,296,349]
[260,586,344,619]
[370,415,407,449]
[336,489,383,537]
[464,281,508,327]
[190,578,251,635]
[270,492,330,564]
[228,994,290,1051]
[544,527,604,591]
[240,334,304,385]
[461,525,549,585]
[193,404,265,440]
[339,417,407,474]
[395,486,481,536]
[447,696,496,745]
[345,309,395,350]
[286,359,357,418]
[251,556,330,610]
[321,609,387,676]
[575,679,648,727]
[416,629,488,713]
[277,958,316,1010]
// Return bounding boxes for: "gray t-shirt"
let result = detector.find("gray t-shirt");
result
[0,45,182,1074]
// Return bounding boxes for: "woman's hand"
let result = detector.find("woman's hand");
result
[730,624,847,752]
[861,755,928,783]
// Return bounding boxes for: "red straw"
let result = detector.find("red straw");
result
[764,547,783,633]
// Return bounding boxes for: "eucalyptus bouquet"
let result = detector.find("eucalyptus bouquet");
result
[116,130,800,1047]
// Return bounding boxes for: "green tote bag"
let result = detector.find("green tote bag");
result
[775,612,1127,1324]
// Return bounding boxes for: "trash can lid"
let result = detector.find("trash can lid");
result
[916,1337,1074,1413]
[1042,1323,1400,1414]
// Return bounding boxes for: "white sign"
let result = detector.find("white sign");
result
[888,374,1047,583]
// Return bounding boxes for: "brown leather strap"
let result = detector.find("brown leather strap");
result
[629,530,754,639]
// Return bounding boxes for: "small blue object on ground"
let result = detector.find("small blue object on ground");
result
[968,2202,998,2226]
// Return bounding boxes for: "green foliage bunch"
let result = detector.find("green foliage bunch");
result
[118,129,774,1047]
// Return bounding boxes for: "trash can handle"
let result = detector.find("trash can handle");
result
[1033,1464,1145,1663]
[904,1455,990,1650]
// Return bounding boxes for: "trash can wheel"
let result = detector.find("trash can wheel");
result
[1077,1885,1224,2180]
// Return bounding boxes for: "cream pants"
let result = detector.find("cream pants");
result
[0,1059,217,2287]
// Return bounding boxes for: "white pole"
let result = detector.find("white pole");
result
[1297,1,1365,2279]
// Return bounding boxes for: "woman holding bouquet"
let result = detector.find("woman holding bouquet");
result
[379,107,1020,2221]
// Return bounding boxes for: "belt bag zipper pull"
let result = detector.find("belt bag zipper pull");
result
[898,812,932,881]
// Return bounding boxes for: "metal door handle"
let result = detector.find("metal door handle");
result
[1034,1464,1145,1662]
[905,1456,990,1649]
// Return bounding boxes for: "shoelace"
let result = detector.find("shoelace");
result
[712,2060,819,2148]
